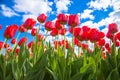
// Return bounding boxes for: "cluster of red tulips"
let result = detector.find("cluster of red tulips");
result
[0,13,120,80]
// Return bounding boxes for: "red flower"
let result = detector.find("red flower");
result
[31,28,37,36]
[59,27,67,35]
[50,28,59,37]
[23,18,36,30]
[55,20,63,30]
[0,41,3,50]
[81,43,88,50]
[115,32,120,41]
[4,43,9,48]
[28,41,34,48]
[106,32,114,40]
[19,24,26,32]
[54,40,61,49]
[0,24,2,29]
[98,39,105,46]
[74,38,81,47]
[11,38,16,44]
[105,43,110,49]
[44,21,54,31]
[115,41,120,47]
[108,23,118,34]
[102,52,106,59]
[68,14,80,27]
[16,48,20,56]
[82,26,90,32]
[57,14,68,25]
[89,29,105,42]
[18,37,28,46]
[37,13,47,23]
[4,24,18,39]
[38,34,44,41]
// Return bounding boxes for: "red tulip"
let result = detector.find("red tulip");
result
[105,43,110,49]
[18,37,28,46]
[0,24,2,29]
[38,34,44,41]
[31,28,37,36]
[74,38,81,47]
[50,28,59,37]
[68,14,80,27]
[115,41,120,47]
[44,21,54,31]
[81,43,88,50]
[23,18,36,30]
[0,41,3,50]
[37,13,47,23]
[82,26,90,32]
[102,52,106,59]
[54,40,61,49]
[19,24,26,32]
[59,27,67,35]
[57,14,68,25]
[11,38,16,44]
[4,43,9,48]
[28,41,34,48]
[108,23,118,34]
[98,39,105,46]
[15,48,20,56]
[106,32,114,40]
[115,32,120,41]
[55,20,63,30]
[4,24,18,39]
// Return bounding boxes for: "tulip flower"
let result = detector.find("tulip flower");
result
[108,23,118,34]
[15,48,20,56]
[31,28,37,36]
[97,39,105,46]
[4,43,9,48]
[115,41,120,47]
[57,14,68,25]
[37,13,47,23]
[23,18,36,30]
[11,38,16,44]
[115,32,120,41]
[18,37,28,46]
[59,27,67,35]
[4,24,18,39]
[19,24,26,33]
[55,20,63,30]
[44,21,54,31]
[28,41,34,48]
[0,41,3,50]
[38,34,44,41]
[50,28,59,37]
[68,14,80,27]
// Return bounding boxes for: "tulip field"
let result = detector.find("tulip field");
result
[0,13,120,80]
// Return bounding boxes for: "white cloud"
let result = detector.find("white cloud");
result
[0,5,19,17]
[13,0,53,22]
[87,0,112,11]
[80,9,94,20]
[55,0,72,14]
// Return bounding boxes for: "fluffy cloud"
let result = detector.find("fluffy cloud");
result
[13,0,53,21]
[87,0,112,11]
[55,0,72,14]
[80,9,94,20]
[0,5,19,17]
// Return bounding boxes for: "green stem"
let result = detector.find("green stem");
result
[0,38,7,54]
[44,31,48,41]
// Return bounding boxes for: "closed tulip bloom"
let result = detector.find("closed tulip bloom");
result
[74,38,81,47]
[0,41,3,50]
[38,34,44,41]
[57,14,68,25]
[115,41,120,47]
[50,28,59,37]
[81,43,88,50]
[108,23,118,34]
[31,28,37,36]
[19,24,26,32]
[11,38,16,44]
[37,13,47,23]
[28,41,34,48]
[82,26,90,32]
[106,32,114,40]
[0,24,2,29]
[4,43,9,48]
[18,37,28,46]
[23,18,36,30]
[59,27,67,35]
[68,14,80,27]
[55,20,63,30]
[115,32,120,41]
[15,48,20,56]
[4,24,18,39]
[98,39,105,46]
[44,21,54,31]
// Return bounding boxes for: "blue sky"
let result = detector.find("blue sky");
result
[0,0,120,43]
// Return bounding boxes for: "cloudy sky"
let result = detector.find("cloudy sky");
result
[0,0,120,42]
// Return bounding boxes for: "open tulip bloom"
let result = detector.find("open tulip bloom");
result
[0,13,120,80]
